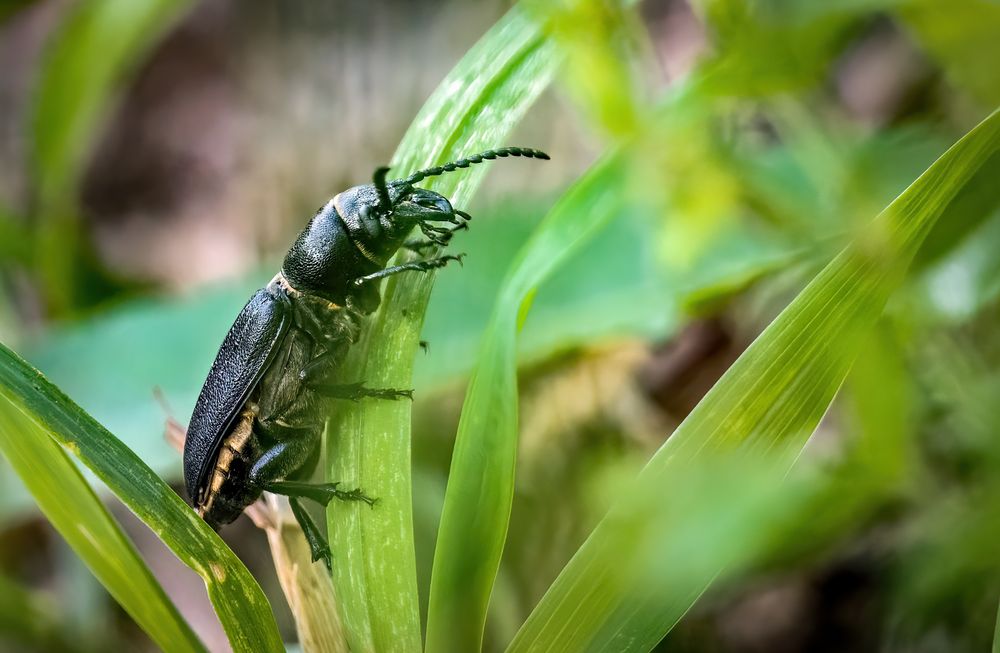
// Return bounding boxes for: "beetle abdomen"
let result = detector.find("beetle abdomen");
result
[183,285,292,501]
[196,406,263,528]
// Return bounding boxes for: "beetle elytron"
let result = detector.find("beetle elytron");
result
[182,147,549,567]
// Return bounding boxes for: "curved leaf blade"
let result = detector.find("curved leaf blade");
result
[0,394,204,653]
[0,344,284,653]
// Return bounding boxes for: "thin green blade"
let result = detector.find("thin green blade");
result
[425,145,634,652]
[324,5,557,652]
[0,344,284,653]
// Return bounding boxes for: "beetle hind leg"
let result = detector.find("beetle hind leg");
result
[265,479,377,507]
[288,497,332,569]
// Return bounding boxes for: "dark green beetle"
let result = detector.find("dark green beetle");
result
[182,147,549,567]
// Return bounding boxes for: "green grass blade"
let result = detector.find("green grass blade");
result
[324,6,557,652]
[0,344,284,653]
[507,107,1000,652]
[425,146,633,652]
[993,598,1000,653]
[0,394,204,653]
[31,0,195,312]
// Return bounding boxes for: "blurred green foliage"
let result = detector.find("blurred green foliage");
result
[0,0,998,652]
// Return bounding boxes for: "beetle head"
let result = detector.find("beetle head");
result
[337,147,550,263]
[333,177,462,263]
[283,147,549,307]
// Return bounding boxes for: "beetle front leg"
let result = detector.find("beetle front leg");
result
[351,254,464,287]
[403,222,469,253]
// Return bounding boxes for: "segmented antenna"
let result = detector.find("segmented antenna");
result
[372,166,392,210]
[394,147,550,187]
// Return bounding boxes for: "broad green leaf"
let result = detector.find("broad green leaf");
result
[507,107,1000,652]
[325,5,558,652]
[22,280,264,488]
[31,0,195,312]
[0,344,284,653]
[419,204,674,388]
[0,394,204,653]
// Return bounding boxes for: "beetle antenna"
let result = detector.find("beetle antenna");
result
[372,166,392,211]
[394,147,549,186]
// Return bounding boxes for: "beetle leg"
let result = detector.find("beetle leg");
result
[402,239,437,254]
[305,377,413,402]
[297,351,339,382]
[312,382,413,401]
[294,295,357,344]
[352,254,464,287]
[248,428,317,485]
[264,480,377,507]
[404,222,469,253]
[288,496,332,569]
[298,354,412,400]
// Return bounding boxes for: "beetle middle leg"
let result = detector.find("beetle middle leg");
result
[299,353,413,401]
[291,294,361,347]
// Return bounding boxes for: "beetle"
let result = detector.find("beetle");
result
[182,146,549,567]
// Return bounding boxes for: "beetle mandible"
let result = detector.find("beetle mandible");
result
[182,146,549,567]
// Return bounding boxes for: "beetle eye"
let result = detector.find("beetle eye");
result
[358,203,382,239]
